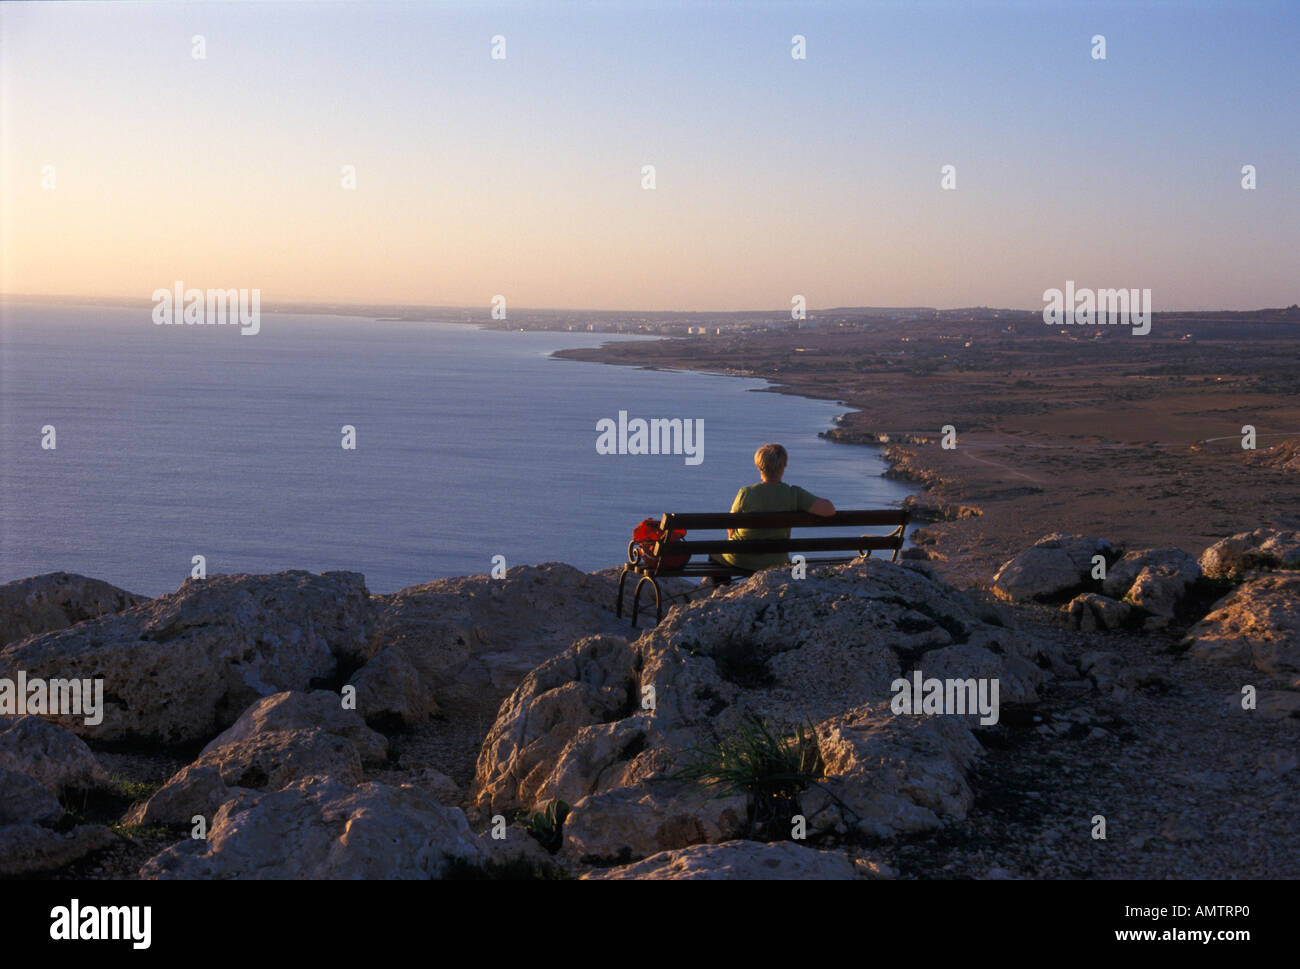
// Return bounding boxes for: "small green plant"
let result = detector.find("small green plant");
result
[522,799,570,853]
[677,638,708,657]
[673,715,823,838]
[113,776,162,804]
[111,822,171,841]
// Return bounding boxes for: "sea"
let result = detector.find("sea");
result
[0,301,913,597]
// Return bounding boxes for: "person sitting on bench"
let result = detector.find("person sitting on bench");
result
[707,443,836,585]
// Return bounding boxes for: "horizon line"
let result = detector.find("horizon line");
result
[3,292,1297,318]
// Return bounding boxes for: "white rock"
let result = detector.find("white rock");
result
[1199,529,1300,579]
[0,767,64,825]
[0,823,114,877]
[0,571,375,744]
[1183,574,1300,675]
[991,534,1115,602]
[0,716,110,794]
[0,572,146,648]
[201,691,388,766]
[139,775,484,879]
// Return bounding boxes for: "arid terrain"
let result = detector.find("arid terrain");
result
[556,310,1300,586]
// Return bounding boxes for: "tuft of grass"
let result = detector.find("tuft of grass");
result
[520,799,570,854]
[675,715,823,798]
[112,775,162,804]
[111,822,171,841]
[673,715,823,838]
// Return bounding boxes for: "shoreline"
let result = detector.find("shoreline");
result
[0,304,915,595]
[553,318,1300,588]
[7,298,1296,589]
[549,345,924,535]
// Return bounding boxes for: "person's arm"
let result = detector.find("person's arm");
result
[794,485,835,517]
[808,496,835,517]
[727,489,744,539]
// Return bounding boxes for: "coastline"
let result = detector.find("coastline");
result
[553,317,1300,588]
[1,302,913,593]
[547,345,924,532]
[7,296,1296,588]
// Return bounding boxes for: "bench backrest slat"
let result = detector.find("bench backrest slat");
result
[660,509,907,531]
[663,536,904,555]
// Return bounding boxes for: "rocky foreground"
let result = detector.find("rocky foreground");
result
[0,528,1297,880]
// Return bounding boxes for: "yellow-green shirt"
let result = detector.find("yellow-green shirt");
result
[716,481,819,572]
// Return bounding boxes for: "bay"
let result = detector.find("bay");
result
[1,302,913,597]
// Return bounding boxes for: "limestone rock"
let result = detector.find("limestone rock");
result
[1199,528,1300,579]
[473,634,640,816]
[1061,593,1131,631]
[474,559,1029,863]
[0,767,64,825]
[131,728,363,829]
[562,783,749,864]
[900,547,946,562]
[349,564,637,730]
[991,534,1115,602]
[0,716,111,794]
[920,642,1043,712]
[479,822,561,871]
[201,691,388,767]
[1246,438,1300,473]
[139,775,484,879]
[345,646,433,726]
[1101,548,1200,627]
[124,765,256,828]
[0,572,146,648]
[1102,548,1199,598]
[0,571,375,744]
[0,722,116,875]
[402,767,462,805]
[192,727,362,789]
[1183,574,1300,675]
[800,703,982,839]
[0,823,115,877]
[583,840,862,880]
[901,495,983,523]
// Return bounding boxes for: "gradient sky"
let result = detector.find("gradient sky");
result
[2,0,1297,311]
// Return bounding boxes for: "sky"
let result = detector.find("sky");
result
[2,0,1297,312]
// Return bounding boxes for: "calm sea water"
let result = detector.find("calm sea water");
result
[1,302,913,597]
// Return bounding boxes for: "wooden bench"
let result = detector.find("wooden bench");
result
[615,509,911,626]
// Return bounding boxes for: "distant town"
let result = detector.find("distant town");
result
[11,294,1299,340]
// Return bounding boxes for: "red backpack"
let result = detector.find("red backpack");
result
[632,518,689,569]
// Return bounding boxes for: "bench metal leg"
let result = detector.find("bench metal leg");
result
[631,576,646,626]
[615,566,631,618]
[631,575,663,628]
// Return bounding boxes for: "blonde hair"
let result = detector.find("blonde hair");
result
[754,443,788,478]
